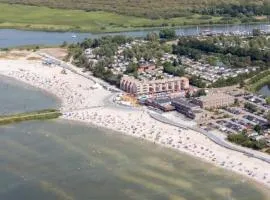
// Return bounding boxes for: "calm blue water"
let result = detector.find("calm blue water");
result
[0,23,269,48]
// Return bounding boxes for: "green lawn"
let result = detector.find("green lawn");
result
[0,3,226,32]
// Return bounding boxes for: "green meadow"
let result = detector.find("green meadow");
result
[0,0,264,19]
[0,3,225,32]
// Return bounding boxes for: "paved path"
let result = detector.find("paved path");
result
[149,111,270,164]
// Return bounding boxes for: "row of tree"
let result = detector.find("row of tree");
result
[228,132,267,150]
[211,70,260,88]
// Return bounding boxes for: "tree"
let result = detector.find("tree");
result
[234,98,240,106]
[228,132,247,144]
[267,111,270,123]
[185,91,191,98]
[60,41,68,47]
[244,102,257,113]
[159,28,176,40]
[252,29,261,36]
[227,132,267,150]
[80,38,93,49]
[163,62,185,77]
[266,97,270,105]
[254,124,261,134]
[125,63,137,74]
[123,48,135,60]
[193,89,206,97]
[197,89,206,96]
[146,32,158,42]
[207,56,218,66]
[84,60,95,71]
[190,76,206,88]
[173,59,179,66]
[239,80,245,88]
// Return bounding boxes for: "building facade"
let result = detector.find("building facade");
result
[192,93,235,109]
[120,75,189,96]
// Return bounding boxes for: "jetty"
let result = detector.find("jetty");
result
[0,109,62,125]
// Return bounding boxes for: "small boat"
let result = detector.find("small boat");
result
[71,34,77,38]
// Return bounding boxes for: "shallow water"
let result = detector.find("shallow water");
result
[0,75,59,114]
[0,120,269,200]
[0,76,269,200]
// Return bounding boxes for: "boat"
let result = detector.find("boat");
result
[71,34,77,38]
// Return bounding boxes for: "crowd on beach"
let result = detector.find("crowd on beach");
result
[0,57,270,189]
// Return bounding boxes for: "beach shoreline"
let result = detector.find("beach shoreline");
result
[0,54,270,192]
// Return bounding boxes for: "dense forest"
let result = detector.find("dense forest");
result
[0,0,268,19]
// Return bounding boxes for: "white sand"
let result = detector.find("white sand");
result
[0,57,270,189]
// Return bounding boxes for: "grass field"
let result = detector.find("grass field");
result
[0,3,228,32]
[0,0,263,18]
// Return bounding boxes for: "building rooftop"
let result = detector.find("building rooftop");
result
[121,75,188,84]
[172,98,199,108]
[154,97,171,104]
[199,93,233,101]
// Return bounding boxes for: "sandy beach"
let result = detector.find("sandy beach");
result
[0,53,270,189]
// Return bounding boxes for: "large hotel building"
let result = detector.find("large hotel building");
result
[120,75,189,96]
[191,93,235,109]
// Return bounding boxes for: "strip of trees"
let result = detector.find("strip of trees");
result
[197,2,270,17]
[228,132,267,150]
